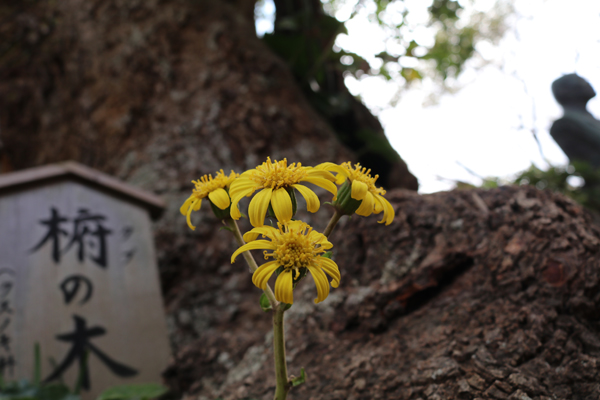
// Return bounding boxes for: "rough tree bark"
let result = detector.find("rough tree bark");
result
[164,186,600,400]
[0,0,416,189]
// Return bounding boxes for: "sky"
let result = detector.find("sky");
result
[256,0,600,193]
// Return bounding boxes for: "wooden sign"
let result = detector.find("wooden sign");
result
[0,162,170,397]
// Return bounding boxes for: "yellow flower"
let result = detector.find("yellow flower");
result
[180,169,238,230]
[231,221,341,304]
[318,162,395,225]
[229,157,338,227]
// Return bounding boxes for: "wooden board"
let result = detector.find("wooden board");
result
[0,180,171,397]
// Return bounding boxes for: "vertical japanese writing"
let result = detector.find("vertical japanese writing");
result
[30,208,113,268]
[60,275,93,305]
[44,314,138,390]
[27,207,142,389]
[121,225,136,265]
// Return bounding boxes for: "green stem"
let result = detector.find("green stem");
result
[226,218,278,308]
[323,209,343,237]
[273,303,289,400]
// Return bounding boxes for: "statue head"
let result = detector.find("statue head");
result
[552,74,596,108]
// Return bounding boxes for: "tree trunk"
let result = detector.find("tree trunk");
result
[0,0,417,309]
[0,0,338,171]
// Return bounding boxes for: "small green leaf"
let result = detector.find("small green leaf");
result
[37,383,72,400]
[96,383,168,400]
[291,367,306,387]
[62,394,82,400]
[259,293,272,312]
[219,226,234,232]
[322,251,332,259]
[282,302,292,311]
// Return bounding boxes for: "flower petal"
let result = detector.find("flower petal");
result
[231,240,276,263]
[252,260,280,289]
[226,170,239,187]
[373,194,384,213]
[186,199,201,230]
[208,188,230,210]
[305,168,336,181]
[308,265,330,304]
[314,162,350,179]
[180,196,194,216]
[292,184,320,213]
[286,220,306,232]
[300,176,338,196]
[318,257,341,288]
[275,269,294,304]
[355,191,374,217]
[307,230,332,249]
[249,188,273,227]
[351,180,368,200]
[374,194,395,225]
[230,188,254,220]
[243,225,279,242]
[193,198,202,211]
[271,188,293,222]
[229,178,256,198]
[240,168,256,177]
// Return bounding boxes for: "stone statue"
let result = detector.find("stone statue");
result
[550,74,600,168]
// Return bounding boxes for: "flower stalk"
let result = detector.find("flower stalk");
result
[323,209,343,238]
[181,158,397,400]
[273,303,289,400]
[226,218,278,309]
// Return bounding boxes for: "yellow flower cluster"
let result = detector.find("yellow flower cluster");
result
[180,158,395,304]
[229,157,337,227]
[231,221,340,304]
[180,169,238,230]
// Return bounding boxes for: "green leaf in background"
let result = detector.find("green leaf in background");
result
[321,251,332,259]
[0,380,76,400]
[96,383,167,400]
[37,383,72,400]
[1,345,166,400]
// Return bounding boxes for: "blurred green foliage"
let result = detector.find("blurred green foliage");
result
[263,0,510,89]
[95,384,167,400]
[512,162,600,211]
[0,344,167,400]
[258,0,511,189]
[0,380,167,400]
[458,161,600,213]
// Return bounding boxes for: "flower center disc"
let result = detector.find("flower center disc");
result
[193,170,230,198]
[251,158,307,190]
[345,163,386,195]
[274,234,314,270]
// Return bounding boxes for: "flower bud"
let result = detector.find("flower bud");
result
[209,198,232,220]
[332,180,362,216]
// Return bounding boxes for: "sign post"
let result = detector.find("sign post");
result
[0,162,170,397]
